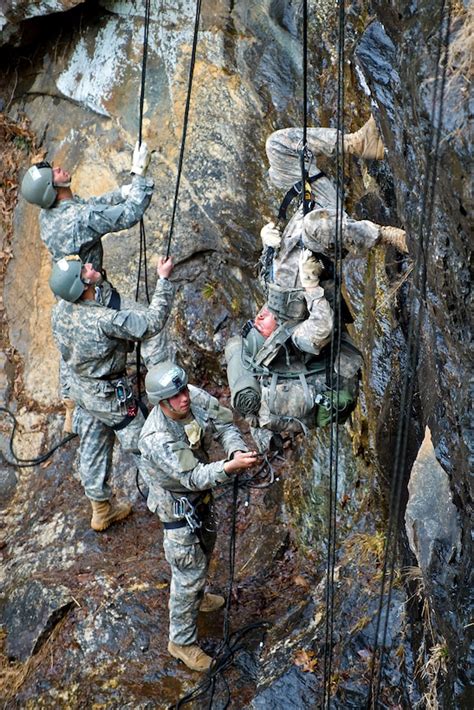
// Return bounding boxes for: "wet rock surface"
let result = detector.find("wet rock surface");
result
[0,0,471,707]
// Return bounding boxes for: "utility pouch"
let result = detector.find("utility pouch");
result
[253,324,294,368]
[267,283,308,322]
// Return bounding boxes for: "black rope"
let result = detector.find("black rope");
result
[366,3,452,707]
[133,1,152,499]
[174,476,270,709]
[322,0,345,706]
[135,0,152,305]
[0,406,77,468]
[165,0,202,259]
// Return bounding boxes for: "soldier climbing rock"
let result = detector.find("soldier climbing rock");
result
[139,361,257,672]
[49,254,175,532]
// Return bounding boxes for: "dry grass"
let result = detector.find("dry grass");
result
[447,3,473,86]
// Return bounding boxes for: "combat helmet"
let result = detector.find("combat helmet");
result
[49,256,85,302]
[20,162,57,208]
[145,361,188,405]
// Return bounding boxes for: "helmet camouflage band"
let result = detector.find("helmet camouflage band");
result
[49,256,85,302]
[145,361,189,404]
[20,162,57,209]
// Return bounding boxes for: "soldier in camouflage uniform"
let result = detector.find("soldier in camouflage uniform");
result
[139,361,257,672]
[260,117,408,355]
[20,143,170,431]
[49,254,175,532]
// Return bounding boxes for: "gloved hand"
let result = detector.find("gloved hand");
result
[260,221,282,249]
[120,183,132,199]
[379,225,408,253]
[131,141,150,176]
[299,248,323,288]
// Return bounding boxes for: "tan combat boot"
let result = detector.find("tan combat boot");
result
[90,498,132,532]
[344,116,385,160]
[63,399,76,434]
[168,641,212,672]
[379,225,408,253]
[199,592,225,613]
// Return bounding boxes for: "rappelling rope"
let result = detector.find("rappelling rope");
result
[165,0,202,258]
[135,0,152,306]
[321,0,346,706]
[0,406,77,468]
[174,476,270,709]
[366,3,452,707]
[133,0,152,499]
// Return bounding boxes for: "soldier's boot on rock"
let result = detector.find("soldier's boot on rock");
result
[63,398,76,434]
[379,225,408,253]
[90,498,132,532]
[199,592,225,613]
[344,116,384,160]
[168,641,212,672]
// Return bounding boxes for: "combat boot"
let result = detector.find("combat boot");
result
[90,498,132,532]
[63,398,76,434]
[199,592,225,613]
[344,116,384,160]
[168,641,212,672]
[379,225,408,253]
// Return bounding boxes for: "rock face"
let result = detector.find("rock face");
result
[0,1,470,707]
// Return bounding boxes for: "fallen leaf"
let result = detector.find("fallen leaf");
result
[294,575,310,590]
[294,648,318,673]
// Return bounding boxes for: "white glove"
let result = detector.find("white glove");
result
[131,141,150,176]
[260,221,282,249]
[299,248,323,289]
[120,183,132,199]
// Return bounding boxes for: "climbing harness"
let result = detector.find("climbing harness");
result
[366,3,452,707]
[0,406,77,468]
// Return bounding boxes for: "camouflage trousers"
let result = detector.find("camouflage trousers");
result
[163,510,217,645]
[73,401,146,501]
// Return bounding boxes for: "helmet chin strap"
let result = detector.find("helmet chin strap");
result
[53,179,72,188]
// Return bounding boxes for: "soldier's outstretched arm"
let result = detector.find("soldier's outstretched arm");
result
[140,435,257,494]
[100,258,175,342]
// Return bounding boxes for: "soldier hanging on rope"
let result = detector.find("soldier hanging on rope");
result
[225,117,409,450]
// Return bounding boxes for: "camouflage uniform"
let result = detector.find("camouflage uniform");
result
[51,277,175,501]
[138,386,247,645]
[39,174,153,269]
[265,127,382,354]
[40,174,171,392]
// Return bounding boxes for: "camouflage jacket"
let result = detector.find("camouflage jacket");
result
[264,127,382,353]
[139,385,247,525]
[51,278,174,410]
[40,174,153,269]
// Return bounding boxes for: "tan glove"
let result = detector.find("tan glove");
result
[260,221,282,249]
[299,248,323,289]
[131,141,150,176]
[379,225,408,253]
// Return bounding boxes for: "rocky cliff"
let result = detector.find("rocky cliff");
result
[0,1,471,707]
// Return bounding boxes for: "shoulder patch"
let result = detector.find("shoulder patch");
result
[169,440,199,472]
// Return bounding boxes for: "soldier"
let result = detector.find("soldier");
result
[139,361,258,671]
[49,254,175,532]
[226,304,361,453]
[260,117,408,355]
[20,142,166,432]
